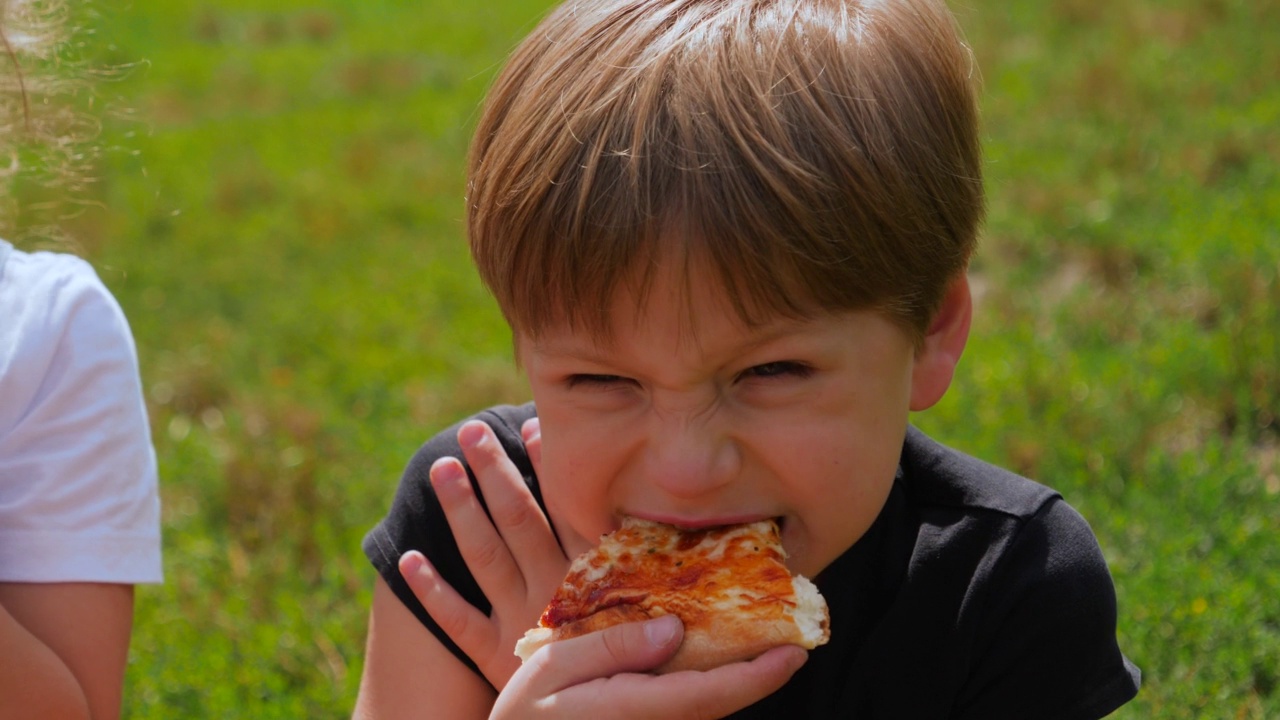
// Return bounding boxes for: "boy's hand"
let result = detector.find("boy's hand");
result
[399,418,569,691]
[493,615,808,718]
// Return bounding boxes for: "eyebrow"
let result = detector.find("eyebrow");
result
[528,317,828,363]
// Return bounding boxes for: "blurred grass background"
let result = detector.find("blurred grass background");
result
[4,0,1277,716]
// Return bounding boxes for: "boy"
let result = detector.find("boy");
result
[355,0,1141,717]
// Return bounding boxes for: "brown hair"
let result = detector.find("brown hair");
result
[467,0,983,345]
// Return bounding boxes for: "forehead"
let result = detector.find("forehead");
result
[519,245,839,361]
[520,233,838,349]
[526,243,828,350]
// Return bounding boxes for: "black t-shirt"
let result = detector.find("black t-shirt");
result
[363,403,1141,719]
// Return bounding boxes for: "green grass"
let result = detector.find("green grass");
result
[8,0,1279,716]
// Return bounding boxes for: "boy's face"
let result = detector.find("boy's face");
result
[520,257,947,579]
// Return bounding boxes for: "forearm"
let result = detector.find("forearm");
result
[0,600,92,720]
[0,582,133,720]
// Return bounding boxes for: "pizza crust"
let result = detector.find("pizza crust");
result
[514,517,830,672]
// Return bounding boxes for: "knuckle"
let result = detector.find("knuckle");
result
[600,624,641,664]
[466,535,507,573]
[589,617,681,678]
[423,593,477,647]
[492,497,538,530]
[434,602,471,639]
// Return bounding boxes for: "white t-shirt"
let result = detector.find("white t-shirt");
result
[0,240,162,584]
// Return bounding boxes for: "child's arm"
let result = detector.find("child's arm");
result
[0,582,134,720]
[352,576,497,719]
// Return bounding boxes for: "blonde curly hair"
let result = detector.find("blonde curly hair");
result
[1,0,102,243]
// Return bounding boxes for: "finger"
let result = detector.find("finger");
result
[523,616,685,691]
[520,417,543,479]
[493,617,679,718]
[504,621,808,720]
[643,646,809,720]
[399,550,498,659]
[567,646,808,720]
[429,456,525,602]
[457,421,566,577]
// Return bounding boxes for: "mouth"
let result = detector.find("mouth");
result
[624,512,785,533]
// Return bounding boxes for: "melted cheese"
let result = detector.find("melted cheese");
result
[540,517,797,628]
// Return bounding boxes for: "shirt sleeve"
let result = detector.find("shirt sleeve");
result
[361,402,539,679]
[954,498,1141,720]
[0,250,163,584]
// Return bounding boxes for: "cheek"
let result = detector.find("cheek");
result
[768,407,907,574]
[531,419,623,553]
[533,428,583,507]
[785,458,897,577]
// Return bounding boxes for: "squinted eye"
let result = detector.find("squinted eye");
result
[566,373,634,388]
[739,361,813,381]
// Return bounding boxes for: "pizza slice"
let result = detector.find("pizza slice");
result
[514,517,829,673]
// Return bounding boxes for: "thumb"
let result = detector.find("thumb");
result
[532,616,684,689]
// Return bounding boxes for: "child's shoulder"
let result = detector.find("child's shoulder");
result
[898,424,1062,522]
[890,425,1117,607]
[2,242,102,292]
[1,243,139,406]
[821,427,1141,716]
[1,243,125,342]
[404,403,538,475]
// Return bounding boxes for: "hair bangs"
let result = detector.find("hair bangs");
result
[468,0,983,346]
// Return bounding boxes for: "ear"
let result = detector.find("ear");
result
[909,274,973,411]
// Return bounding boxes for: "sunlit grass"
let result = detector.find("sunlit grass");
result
[13,0,1277,716]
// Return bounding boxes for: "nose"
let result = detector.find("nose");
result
[643,410,738,499]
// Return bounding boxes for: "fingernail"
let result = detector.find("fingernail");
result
[458,421,488,449]
[399,551,424,576]
[429,458,466,489]
[521,417,541,441]
[645,615,681,648]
